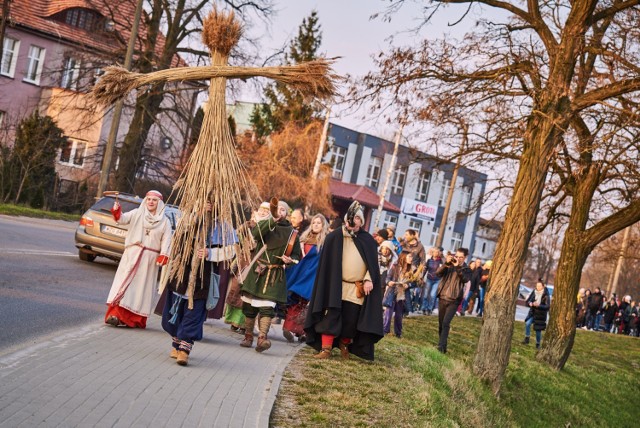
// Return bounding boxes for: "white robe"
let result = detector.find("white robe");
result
[106,208,171,317]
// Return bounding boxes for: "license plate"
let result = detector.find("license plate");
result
[103,225,127,237]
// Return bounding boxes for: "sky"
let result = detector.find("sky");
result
[239,0,478,140]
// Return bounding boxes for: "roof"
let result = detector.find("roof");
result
[2,0,185,67]
[479,217,503,231]
[329,179,401,213]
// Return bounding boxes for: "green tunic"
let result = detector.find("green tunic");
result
[240,217,301,304]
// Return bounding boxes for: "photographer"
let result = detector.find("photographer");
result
[435,248,472,353]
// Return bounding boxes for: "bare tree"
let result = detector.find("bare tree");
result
[351,0,640,393]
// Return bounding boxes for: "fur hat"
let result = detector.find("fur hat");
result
[260,201,271,210]
[379,240,395,253]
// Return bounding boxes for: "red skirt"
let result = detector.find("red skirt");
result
[283,301,308,336]
[105,305,147,328]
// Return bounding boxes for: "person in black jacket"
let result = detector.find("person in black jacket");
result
[521,279,551,349]
[435,248,472,354]
[602,296,618,333]
[588,287,604,330]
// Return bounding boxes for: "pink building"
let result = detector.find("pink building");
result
[0,0,196,204]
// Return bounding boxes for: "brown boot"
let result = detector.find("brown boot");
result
[338,341,350,360]
[170,348,179,359]
[240,317,256,347]
[313,347,332,359]
[255,317,272,353]
[176,350,189,366]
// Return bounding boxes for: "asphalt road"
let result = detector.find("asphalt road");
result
[0,215,118,356]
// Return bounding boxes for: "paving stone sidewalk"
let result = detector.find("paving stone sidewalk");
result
[0,317,302,428]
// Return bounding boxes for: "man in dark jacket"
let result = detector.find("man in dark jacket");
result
[588,287,604,331]
[435,248,472,353]
[304,201,383,360]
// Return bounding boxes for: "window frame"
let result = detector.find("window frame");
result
[23,45,46,85]
[1,37,20,78]
[59,139,87,168]
[438,178,451,206]
[325,144,347,179]
[382,213,398,229]
[416,170,431,202]
[458,185,472,212]
[61,57,81,90]
[430,227,439,246]
[408,218,423,235]
[391,165,407,195]
[365,156,382,188]
[450,231,463,251]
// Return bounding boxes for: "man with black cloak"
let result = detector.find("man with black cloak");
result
[304,201,384,360]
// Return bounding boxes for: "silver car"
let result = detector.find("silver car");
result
[74,191,179,262]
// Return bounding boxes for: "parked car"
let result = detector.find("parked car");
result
[516,282,533,306]
[74,191,180,262]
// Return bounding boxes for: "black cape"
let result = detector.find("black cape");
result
[304,227,384,360]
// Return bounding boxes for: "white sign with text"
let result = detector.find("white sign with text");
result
[401,198,438,220]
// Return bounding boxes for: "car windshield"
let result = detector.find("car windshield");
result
[92,196,139,213]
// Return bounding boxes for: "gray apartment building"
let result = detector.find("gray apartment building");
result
[324,122,490,256]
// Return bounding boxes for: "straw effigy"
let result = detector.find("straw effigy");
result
[91,9,337,308]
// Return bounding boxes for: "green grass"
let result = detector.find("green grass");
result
[271,316,640,427]
[0,203,80,222]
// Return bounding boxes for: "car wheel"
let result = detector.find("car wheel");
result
[79,250,97,262]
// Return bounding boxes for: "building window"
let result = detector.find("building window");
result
[438,179,451,206]
[1,37,20,78]
[459,185,472,212]
[482,242,487,254]
[61,57,81,90]
[408,218,423,235]
[391,165,407,195]
[430,227,439,246]
[365,156,382,188]
[382,213,398,229]
[0,110,5,127]
[416,170,431,202]
[24,45,45,85]
[325,144,347,179]
[65,8,100,30]
[59,139,87,167]
[451,232,463,250]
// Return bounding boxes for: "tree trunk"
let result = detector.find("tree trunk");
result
[114,84,165,192]
[473,94,570,394]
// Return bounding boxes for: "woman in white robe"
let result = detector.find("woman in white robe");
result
[105,190,171,328]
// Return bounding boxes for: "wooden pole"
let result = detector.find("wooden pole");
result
[305,106,331,214]
[374,123,404,228]
[610,225,632,297]
[96,0,144,198]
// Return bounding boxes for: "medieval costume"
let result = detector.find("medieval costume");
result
[105,190,171,329]
[304,202,384,361]
[282,213,328,342]
[161,221,236,366]
[239,201,301,353]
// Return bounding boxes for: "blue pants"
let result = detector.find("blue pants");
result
[161,292,208,354]
[422,278,441,312]
[525,317,542,344]
[383,300,404,337]
[477,287,485,315]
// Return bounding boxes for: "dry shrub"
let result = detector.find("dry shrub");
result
[237,121,335,216]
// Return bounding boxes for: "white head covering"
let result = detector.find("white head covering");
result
[124,190,167,247]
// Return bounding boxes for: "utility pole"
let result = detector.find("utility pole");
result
[96,0,144,198]
[305,106,331,214]
[374,123,404,228]
[609,225,632,297]
[435,122,468,249]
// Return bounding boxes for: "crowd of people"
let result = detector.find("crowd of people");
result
[576,288,638,336]
[107,191,588,365]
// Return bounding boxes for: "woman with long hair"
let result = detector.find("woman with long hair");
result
[383,251,422,338]
[283,213,329,342]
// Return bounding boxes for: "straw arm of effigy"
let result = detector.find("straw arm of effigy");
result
[92,59,339,106]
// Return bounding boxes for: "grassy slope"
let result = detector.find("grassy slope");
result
[0,204,80,222]
[271,316,639,427]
